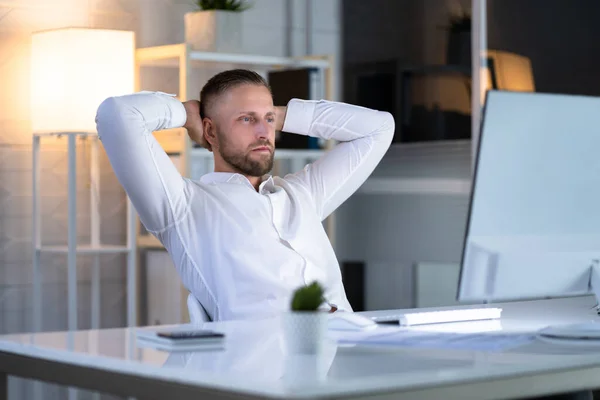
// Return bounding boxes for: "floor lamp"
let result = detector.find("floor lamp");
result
[30,28,137,333]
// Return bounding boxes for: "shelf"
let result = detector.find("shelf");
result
[137,235,164,249]
[189,51,329,68]
[190,147,326,160]
[37,245,132,254]
[33,132,97,138]
[358,177,472,196]
[136,43,330,69]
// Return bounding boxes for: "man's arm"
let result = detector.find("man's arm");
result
[280,99,394,220]
[95,91,197,233]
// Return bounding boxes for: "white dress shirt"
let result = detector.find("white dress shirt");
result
[95,91,394,321]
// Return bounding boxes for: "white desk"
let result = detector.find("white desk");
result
[1,297,600,399]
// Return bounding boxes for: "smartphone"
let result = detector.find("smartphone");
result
[375,319,401,326]
[156,330,225,340]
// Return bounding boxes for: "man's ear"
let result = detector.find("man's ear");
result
[203,118,217,150]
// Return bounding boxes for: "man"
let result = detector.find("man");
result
[96,69,394,321]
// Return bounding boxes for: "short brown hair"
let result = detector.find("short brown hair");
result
[199,69,271,118]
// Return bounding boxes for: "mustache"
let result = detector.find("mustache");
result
[249,140,273,150]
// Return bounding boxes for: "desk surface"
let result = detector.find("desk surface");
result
[2,297,600,399]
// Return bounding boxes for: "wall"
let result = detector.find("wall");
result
[0,0,340,398]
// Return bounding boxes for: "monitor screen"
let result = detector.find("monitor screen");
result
[458,90,600,303]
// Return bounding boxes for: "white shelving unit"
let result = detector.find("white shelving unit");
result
[32,132,137,333]
[134,44,335,323]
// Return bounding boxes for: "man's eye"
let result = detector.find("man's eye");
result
[266,117,275,123]
[242,116,252,122]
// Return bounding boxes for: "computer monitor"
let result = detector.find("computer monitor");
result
[459,90,600,304]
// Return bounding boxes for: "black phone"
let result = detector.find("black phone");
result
[156,330,225,340]
[375,319,401,326]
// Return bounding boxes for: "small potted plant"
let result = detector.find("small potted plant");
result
[185,0,252,53]
[283,281,328,354]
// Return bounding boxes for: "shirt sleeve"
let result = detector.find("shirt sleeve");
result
[282,99,395,220]
[95,91,190,233]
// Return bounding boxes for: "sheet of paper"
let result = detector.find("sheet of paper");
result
[329,328,536,352]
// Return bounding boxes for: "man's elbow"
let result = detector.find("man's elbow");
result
[95,97,122,131]
[95,95,140,136]
[376,111,395,147]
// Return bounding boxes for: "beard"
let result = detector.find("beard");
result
[217,131,274,177]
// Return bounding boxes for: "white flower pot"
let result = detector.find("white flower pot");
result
[282,311,328,354]
[184,10,243,53]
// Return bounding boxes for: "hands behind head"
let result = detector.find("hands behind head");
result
[183,100,211,151]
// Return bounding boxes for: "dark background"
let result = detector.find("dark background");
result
[342,0,600,143]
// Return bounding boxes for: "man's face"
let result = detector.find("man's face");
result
[211,84,276,177]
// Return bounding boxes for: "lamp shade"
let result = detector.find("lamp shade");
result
[31,28,135,134]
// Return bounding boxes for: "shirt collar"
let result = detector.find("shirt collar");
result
[200,172,276,193]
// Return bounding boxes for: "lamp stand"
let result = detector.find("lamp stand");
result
[32,132,137,334]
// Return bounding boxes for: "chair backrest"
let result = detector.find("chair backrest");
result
[486,50,535,92]
[187,293,212,323]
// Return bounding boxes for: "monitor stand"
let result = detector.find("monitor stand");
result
[537,260,600,343]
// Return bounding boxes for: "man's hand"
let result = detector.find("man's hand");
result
[183,100,211,151]
[275,106,287,132]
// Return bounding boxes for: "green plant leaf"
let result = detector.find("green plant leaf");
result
[290,281,325,311]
